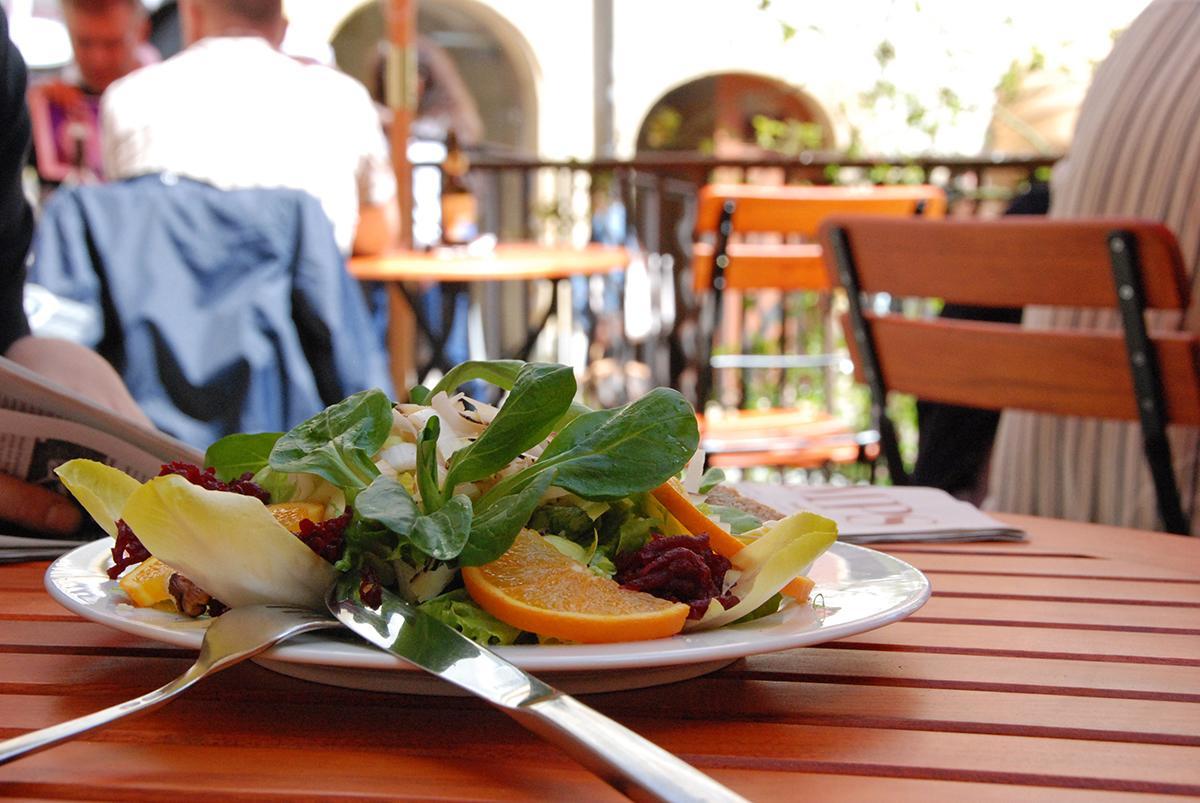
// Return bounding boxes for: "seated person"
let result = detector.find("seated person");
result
[3,12,147,538]
[100,0,397,256]
[27,0,156,185]
[986,0,1200,532]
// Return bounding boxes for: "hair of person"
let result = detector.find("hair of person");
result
[195,0,282,25]
[60,0,147,15]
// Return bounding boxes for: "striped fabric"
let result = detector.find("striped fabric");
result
[985,0,1200,534]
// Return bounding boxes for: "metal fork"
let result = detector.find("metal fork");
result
[0,603,339,766]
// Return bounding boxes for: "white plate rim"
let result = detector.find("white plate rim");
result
[45,538,930,673]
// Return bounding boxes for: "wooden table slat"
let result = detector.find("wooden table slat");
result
[0,513,1197,800]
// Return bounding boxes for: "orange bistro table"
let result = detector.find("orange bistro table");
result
[349,243,629,387]
[2,511,1198,800]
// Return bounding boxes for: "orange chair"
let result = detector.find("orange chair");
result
[691,184,947,472]
[821,215,1200,534]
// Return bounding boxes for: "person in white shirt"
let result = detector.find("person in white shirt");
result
[100,0,397,256]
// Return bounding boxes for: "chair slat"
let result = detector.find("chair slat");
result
[844,316,1200,425]
[692,242,829,291]
[690,183,946,475]
[822,217,1189,310]
[697,185,947,236]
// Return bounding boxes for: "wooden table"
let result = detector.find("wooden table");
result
[349,243,629,389]
[1,514,1197,800]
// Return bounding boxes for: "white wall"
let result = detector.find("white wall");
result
[307,0,1154,159]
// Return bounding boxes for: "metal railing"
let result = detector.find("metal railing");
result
[422,151,1061,417]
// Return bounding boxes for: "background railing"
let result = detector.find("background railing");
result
[415,151,1061,475]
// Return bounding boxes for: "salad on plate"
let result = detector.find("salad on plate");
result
[55,360,837,646]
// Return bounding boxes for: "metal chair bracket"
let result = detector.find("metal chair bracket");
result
[1108,229,1189,534]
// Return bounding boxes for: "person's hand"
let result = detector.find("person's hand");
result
[0,472,81,535]
[37,80,89,120]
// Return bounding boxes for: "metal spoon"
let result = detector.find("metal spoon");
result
[0,603,339,765]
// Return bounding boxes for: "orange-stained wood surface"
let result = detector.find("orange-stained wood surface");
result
[1,512,1198,800]
[692,185,946,293]
[819,216,1190,310]
[843,314,1200,425]
[348,243,629,283]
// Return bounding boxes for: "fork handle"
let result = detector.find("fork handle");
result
[511,692,749,803]
[0,663,207,766]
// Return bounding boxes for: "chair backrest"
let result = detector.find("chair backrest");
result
[693,184,948,292]
[820,215,1200,534]
[690,183,947,411]
[29,174,393,448]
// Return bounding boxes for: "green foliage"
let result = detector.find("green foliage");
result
[269,389,391,493]
[205,432,281,482]
[752,115,826,154]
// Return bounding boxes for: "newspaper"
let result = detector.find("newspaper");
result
[734,482,1026,544]
[0,356,202,562]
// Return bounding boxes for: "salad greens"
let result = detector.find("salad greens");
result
[270,389,393,494]
[201,360,701,594]
[57,462,335,610]
[55,357,838,646]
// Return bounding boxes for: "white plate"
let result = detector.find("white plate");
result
[45,538,930,695]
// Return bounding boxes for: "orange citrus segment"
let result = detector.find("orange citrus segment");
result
[461,530,689,644]
[267,502,327,534]
[118,557,175,607]
[652,480,813,602]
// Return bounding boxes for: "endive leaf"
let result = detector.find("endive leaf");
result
[685,512,836,631]
[54,459,141,538]
[120,474,335,609]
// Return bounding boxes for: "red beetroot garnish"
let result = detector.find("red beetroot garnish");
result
[614,533,739,619]
[108,519,150,579]
[158,461,271,503]
[296,508,353,563]
[109,463,270,579]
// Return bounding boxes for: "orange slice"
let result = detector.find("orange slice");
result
[461,530,689,644]
[118,557,175,607]
[652,480,813,601]
[266,501,327,534]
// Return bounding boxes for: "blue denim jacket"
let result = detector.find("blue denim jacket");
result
[30,174,393,448]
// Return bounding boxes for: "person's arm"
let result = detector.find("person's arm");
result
[4,336,151,427]
[352,199,398,256]
[352,84,400,256]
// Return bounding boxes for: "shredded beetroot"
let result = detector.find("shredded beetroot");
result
[614,533,739,619]
[108,519,150,579]
[107,463,270,579]
[158,461,271,503]
[296,508,353,563]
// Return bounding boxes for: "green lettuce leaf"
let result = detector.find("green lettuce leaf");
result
[705,503,762,535]
[418,588,522,645]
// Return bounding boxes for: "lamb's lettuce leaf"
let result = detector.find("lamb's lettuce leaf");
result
[205,432,281,482]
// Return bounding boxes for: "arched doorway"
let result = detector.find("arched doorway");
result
[330,0,536,153]
[636,72,833,157]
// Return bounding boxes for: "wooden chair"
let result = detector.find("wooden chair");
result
[692,183,947,472]
[821,215,1200,534]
